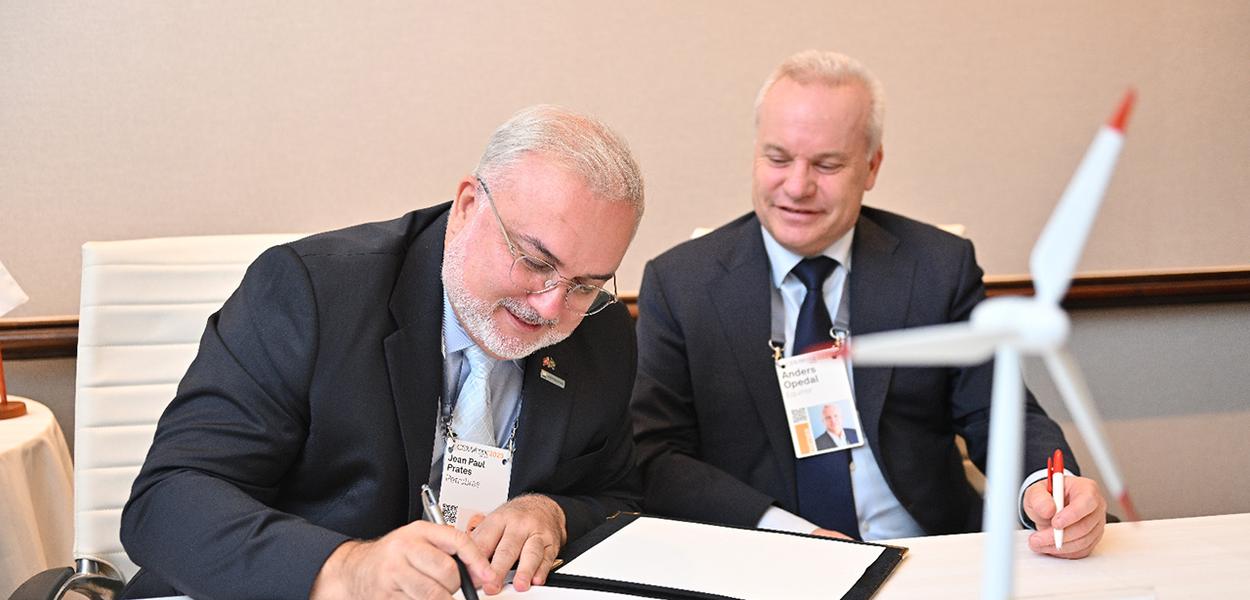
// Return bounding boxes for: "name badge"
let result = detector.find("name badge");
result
[774,349,866,458]
[439,438,513,531]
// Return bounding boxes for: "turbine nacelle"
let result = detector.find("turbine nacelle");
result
[970,297,1070,353]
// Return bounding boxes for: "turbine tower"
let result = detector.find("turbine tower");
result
[844,90,1139,599]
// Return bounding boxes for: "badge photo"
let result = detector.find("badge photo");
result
[774,349,865,458]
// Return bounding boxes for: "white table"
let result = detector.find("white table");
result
[876,513,1250,598]
[0,397,74,598]
[133,514,1250,599]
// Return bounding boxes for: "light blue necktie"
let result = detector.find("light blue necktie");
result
[450,346,498,446]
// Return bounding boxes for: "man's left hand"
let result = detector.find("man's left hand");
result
[470,494,567,592]
[1023,475,1106,559]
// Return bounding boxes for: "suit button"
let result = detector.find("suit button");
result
[849,460,856,472]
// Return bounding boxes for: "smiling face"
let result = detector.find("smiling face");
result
[442,154,636,360]
[752,76,883,257]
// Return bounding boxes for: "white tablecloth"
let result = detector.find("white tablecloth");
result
[0,396,74,598]
[877,513,1250,598]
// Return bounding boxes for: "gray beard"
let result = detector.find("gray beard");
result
[441,234,569,360]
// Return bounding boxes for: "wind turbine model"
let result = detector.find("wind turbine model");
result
[843,90,1139,599]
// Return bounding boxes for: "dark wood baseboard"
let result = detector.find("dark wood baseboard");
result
[4,267,1249,360]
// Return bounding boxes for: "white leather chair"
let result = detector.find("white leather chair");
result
[13,234,302,600]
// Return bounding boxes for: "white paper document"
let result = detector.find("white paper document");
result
[556,516,888,600]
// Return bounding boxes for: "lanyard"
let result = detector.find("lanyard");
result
[440,394,522,455]
[769,273,853,361]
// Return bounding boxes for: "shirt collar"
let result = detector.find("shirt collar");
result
[759,224,855,289]
[442,292,477,356]
[441,292,524,372]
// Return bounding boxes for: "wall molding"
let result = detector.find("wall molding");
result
[623,266,1250,320]
[0,316,80,360]
[4,267,1248,360]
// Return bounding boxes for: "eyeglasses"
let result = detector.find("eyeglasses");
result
[474,175,620,317]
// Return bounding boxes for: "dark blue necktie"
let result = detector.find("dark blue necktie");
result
[791,257,861,539]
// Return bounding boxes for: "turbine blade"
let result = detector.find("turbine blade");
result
[848,323,1009,366]
[1030,89,1135,305]
[1041,346,1139,521]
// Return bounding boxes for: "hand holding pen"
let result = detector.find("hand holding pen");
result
[1023,449,1109,560]
[422,485,481,600]
[1048,449,1066,549]
[309,489,495,600]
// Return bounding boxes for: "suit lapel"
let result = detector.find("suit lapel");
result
[509,345,575,496]
[708,221,799,496]
[383,210,450,521]
[848,212,914,459]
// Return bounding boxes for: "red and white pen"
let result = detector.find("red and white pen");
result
[1047,449,1065,549]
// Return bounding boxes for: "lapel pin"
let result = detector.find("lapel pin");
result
[540,356,566,389]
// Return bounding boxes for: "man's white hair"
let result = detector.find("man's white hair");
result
[475,104,645,224]
[754,50,886,156]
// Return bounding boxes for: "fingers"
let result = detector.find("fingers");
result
[470,495,567,593]
[511,530,560,590]
[488,525,526,586]
[1029,516,1103,559]
[312,522,499,600]
[1028,477,1107,560]
[1052,478,1102,530]
[530,538,559,586]
[468,517,509,594]
[810,528,853,540]
[396,541,462,593]
[420,520,497,585]
[1022,480,1056,527]
[384,524,482,598]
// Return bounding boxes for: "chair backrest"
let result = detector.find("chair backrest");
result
[73,234,303,581]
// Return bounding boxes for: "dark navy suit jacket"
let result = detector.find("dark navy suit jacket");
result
[815,428,860,450]
[631,207,1074,535]
[121,204,641,599]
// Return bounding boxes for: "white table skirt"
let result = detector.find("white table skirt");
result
[0,396,74,598]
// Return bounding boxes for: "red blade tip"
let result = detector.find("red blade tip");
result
[1118,491,1141,523]
[1107,88,1137,133]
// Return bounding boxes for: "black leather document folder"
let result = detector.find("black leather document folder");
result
[547,513,907,600]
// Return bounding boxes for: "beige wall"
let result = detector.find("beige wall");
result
[9,299,1250,520]
[2,2,1249,520]
[3,1,1250,317]
[1022,302,1250,520]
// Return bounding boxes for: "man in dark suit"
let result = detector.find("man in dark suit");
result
[631,50,1107,558]
[121,105,646,600]
[813,403,858,450]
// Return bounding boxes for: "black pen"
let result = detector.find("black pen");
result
[420,484,480,600]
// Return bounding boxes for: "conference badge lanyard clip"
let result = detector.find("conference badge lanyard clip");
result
[770,331,866,459]
[438,415,518,532]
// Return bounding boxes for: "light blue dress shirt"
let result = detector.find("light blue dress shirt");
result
[428,293,525,492]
